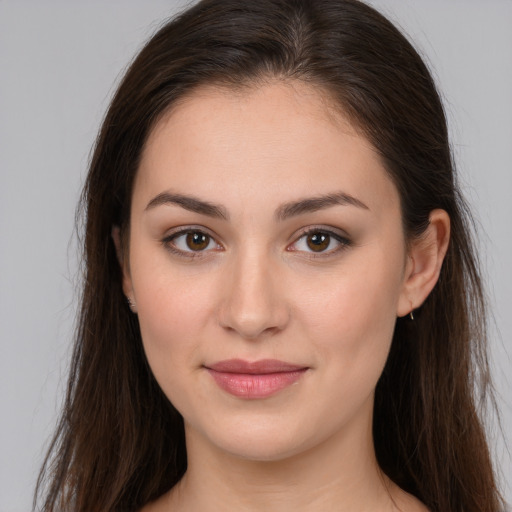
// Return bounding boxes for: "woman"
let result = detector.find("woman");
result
[35,0,505,511]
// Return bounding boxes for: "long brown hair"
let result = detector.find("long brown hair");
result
[35,1,504,510]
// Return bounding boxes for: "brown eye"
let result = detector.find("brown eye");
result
[185,231,210,251]
[306,232,330,252]
[164,228,221,257]
[289,229,350,256]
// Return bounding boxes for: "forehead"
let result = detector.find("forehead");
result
[134,81,400,217]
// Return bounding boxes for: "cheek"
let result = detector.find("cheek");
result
[299,255,401,335]
[130,256,219,386]
[293,251,403,388]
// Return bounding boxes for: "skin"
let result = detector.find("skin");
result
[115,81,449,511]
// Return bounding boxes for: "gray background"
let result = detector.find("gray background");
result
[1,1,510,510]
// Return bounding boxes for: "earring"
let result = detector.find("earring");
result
[126,297,136,312]
[409,310,414,320]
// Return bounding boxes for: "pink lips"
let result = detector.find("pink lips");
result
[205,359,308,399]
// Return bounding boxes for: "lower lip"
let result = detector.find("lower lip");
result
[206,369,307,399]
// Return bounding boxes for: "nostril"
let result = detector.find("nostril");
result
[217,298,290,340]
[219,314,281,340]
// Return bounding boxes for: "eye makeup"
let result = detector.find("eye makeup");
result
[161,225,224,259]
[287,225,352,260]
[160,223,353,261]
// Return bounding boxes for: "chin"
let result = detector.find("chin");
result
[189,410,335,464]
[215,433,312,463]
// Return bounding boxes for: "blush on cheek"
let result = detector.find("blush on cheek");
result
[136,281,212,361]
[308,275,397,365]
[137,311,191,402]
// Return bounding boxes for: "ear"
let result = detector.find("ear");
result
[397,209,450,317]
[112,225,137,312]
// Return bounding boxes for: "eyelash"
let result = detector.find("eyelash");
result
[162,227,223,259]
[288,227,352,258]
[161,226,351,259]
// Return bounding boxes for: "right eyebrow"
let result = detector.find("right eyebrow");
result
[144,192,229,220]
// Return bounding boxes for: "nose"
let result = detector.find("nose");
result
[217,250,290,340]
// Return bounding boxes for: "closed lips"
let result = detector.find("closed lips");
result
[205,359,309,399]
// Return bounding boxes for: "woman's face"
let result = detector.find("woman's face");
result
[123,82,413,461]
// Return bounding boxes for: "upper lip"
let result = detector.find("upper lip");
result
[205,359,308,374]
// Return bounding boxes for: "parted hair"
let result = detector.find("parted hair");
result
[35,1,503,511]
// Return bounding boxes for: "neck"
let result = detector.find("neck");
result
[163,401,404,512]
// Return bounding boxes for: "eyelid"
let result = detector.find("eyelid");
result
[161,224,351,259]
[287,225,352,256]
[162,225,224,257]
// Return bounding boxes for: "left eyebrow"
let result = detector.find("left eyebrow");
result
[275,191,369,221]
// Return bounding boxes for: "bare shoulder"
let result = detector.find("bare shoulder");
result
[391,486,430,512]
[138,499,159,512]
[138,491,173,512]
[402,496,430,512]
